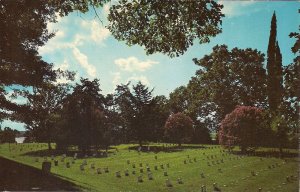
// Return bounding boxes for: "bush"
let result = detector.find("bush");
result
[218,106,265,152]
[164,112,193,146]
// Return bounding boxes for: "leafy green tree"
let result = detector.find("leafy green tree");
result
[58,78,105,152]
[188,45,267,130]
[108,0,224,57]
[149,95,170,142]
[0,127,19,143]
[266,12,283,113]
[114,81,154,146]
[164,112,193,146]
[191,121,212,144]
[0,1,57,119]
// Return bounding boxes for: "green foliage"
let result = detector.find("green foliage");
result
[187,45,267,130]
[266,12,283,112]
[0,127,19,143]
[58,78,106,151]
[114,81,160,145]
[108,0,224,57]
[164,112,193,146]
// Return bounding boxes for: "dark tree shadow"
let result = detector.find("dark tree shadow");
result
[230,150,299,158]
[128,145,208,153]
[0,156,82,191]
[22,149,114,159]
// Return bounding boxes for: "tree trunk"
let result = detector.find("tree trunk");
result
[48,141,52,151]
[241,146,247,154]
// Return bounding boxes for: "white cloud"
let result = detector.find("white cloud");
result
[81,20,110,44]
[72,47,97,78]
[55,60,69,71]
[127,75,150,86]
[114,57,159,72]
[39,18,110,55]
[218,0,256,18]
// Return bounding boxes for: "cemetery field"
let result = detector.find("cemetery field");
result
[0,143,299,192]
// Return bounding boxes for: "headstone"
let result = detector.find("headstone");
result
[193,158,197,162]
[42,161,51,173]
[166,163,170,168]
[201,185,206,192]
[155,155,157,160]
[140,168,143,173]
[72,159,75,164]
[51,155,54,161]
[139,163,143,167]
[80,164,84,171]
[207,162,211,166]
[177,178,183,184]
[90,163,95,169]
[132,170,136,175]
[125,169,129,176]
[147,167,151,172]
[83,160,87,166]
[104,167,109,173]
[160,164,164,169]
[166,179,173,187]
[54,160,58,166]
[213,183,221,192]
[201,173,205,178]
[138,175,143,182]
[115,171,121,178]
[148,172,153,180]
[164,171,168,176]
[61,157,65,162]
[184,160,187,164]
[132,163,136,168]
[97,168,102,174]
[66,162,70,168]
[154,165,158,170]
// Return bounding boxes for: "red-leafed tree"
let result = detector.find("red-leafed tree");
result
[164,112,193,146]
[218,106,265,153]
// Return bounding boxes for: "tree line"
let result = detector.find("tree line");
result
[0,1,299,153]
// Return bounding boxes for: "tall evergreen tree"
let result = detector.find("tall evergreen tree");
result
[267,12,283,112]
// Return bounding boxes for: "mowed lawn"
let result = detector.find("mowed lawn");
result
[0,143,298,192]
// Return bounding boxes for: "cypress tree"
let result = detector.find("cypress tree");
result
[267,12,283,112]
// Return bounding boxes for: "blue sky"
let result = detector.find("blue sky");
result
[2,1,299,131]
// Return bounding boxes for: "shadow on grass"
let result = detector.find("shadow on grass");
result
[22,149,115,159]
[231,150,299,158]
[0,156,81,191]
[128,145,209,153]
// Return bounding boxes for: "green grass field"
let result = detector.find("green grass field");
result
[0,143,298,192]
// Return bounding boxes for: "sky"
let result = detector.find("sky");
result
[2,1,299,131]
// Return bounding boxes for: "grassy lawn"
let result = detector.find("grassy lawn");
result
[0,143,298,192]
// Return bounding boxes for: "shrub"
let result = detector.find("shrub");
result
[218,106,265,152]
[164,112,193,146]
